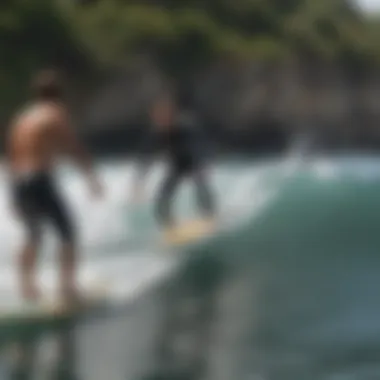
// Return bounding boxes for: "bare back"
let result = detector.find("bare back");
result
[7,102,66,174]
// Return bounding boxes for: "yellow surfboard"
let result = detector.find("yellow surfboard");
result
[163,218,217,246]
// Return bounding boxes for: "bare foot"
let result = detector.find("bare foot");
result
[21,282,40,302]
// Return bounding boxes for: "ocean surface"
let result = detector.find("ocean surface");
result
[1,152,380,380]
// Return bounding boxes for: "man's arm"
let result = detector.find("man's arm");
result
[54,108,101,195]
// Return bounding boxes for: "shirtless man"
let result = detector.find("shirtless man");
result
[6,69,102,303]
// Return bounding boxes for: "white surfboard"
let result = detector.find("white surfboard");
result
[0,281,110,324]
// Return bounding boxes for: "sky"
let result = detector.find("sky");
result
[357,0,380,12]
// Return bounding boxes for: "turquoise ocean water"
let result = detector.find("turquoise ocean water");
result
[1,153,380,379]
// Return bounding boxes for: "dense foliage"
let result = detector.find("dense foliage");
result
[0,0,378,118]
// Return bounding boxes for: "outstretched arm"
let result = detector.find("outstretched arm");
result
[55,108,102,196]
[132,130,159,200]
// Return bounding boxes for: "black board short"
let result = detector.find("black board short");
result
[12,171,74,243]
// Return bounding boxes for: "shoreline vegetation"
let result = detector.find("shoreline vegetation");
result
[1,0,380,153]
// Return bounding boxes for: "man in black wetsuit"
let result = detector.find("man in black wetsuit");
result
[132,94,216,230]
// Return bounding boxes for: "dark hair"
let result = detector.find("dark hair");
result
[31,69,64,100]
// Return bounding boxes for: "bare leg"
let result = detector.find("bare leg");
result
[19,240,40,301]
[59,242,81,304]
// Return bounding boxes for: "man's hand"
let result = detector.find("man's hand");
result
[88,176,104,199]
